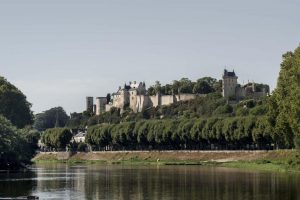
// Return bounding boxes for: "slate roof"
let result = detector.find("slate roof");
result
[224,69,236,77]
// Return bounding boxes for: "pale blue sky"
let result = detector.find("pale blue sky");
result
[0,0,299,113]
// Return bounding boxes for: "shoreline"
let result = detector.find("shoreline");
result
[32,150,300,173]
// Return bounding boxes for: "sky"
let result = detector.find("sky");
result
[0,0,299,114]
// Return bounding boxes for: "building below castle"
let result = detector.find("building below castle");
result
[86,70,270,115]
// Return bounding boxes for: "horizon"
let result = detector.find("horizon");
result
[1,0,299,114]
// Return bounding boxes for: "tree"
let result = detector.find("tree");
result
[106,93,111,104]
[154,81,162,94]
[179,78,193,93]
[193,77,216,94]
[271,45,300,148]
[0,76,33,128]
[0,115,38,169]
[147,86,156,96]
[41,128,72,149]
[34,107,69,131]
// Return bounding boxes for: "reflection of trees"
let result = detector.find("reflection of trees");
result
[35,163,70,191]
[14,164,300,200]
[0,171,36,197]
[83,165,300,200]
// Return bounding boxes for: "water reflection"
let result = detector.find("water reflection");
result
[0,170,37,197]
[1,164,300,200]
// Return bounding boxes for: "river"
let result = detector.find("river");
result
[0,163,299,200]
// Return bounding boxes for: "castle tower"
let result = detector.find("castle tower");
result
[96,97,107,115]
[222,69,238,98]
[86,97,94,112]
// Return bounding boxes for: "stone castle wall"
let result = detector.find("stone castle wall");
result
[161,95,175,106]
[89,71,269,115]
[175,94,197,102]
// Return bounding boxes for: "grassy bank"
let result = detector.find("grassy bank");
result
[32,150,300,172]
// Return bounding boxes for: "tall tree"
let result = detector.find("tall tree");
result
[271,46,300,148]
[34,107,69,131]
[0,76,33,128]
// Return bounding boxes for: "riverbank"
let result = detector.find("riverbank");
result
[33,150,300,172]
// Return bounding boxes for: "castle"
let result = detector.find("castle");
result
[222,69,269,100]
[86,81,197,115]
[86,70,270,115]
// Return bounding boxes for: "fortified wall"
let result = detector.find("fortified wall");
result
[86,70,270,115]
[86,81,198,115]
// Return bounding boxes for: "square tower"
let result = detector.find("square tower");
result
[222,70,238,99]
[86,97,94,112]
[96,97,107,115]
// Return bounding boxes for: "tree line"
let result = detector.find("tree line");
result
[147,77,222,96]
[85,116,276,151]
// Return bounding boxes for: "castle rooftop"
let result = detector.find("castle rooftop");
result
[223,69,237,77]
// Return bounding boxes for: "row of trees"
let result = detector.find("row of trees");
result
[85,116,277,151]
[147,77,222,95]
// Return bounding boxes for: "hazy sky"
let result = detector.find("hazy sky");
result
[0,0,299,114]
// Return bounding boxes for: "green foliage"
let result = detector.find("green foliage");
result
[86,116,274,151]
[147,76,219,95]
[34,107,69,131]
[77,142,88,152]
[0,115,38,169]
[270,45,300,148]
[41,128,72,149]
[66,112,88,129]
[213,104,233,116]
[0,76,33,128]
[193,77,217,94]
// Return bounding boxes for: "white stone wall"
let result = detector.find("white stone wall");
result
[161,95,175,106]
[150,95,159,107]
[175,94,197,102]
[105,104,113,112]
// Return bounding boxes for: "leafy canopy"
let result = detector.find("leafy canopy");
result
[0,76,33,128]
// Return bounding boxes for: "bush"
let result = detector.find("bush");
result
[77,142,88,152]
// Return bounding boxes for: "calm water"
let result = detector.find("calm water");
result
[0,164,300,200]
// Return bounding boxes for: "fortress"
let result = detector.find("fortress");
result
[222,70,269,100]
[86,70,270,115]
[87,81,197,115]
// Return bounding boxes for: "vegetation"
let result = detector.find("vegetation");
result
[147,77,221,95]
[41,128,72,150]
[85,115,274,151]
[269,47,300,148]
[0,76,33,128]
[34,107,69,131]
[0,115,39,170]
[0,76,39,170]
